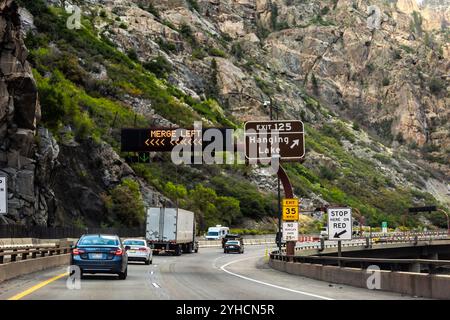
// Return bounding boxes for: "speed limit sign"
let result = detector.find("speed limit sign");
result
[282,198,299,220]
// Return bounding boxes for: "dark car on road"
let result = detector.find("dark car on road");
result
[224,240,244,254]
[71,234,128,279]
[221,234,242,248]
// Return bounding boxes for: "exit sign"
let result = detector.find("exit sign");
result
[282,198,299,221]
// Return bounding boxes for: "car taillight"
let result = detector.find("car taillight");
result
[115,249,123,256]
[72,248,85,255]
[138,247,147,252]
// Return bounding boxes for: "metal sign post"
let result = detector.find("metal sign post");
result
[337,240,342,267]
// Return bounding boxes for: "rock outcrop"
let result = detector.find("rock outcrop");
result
[0,0,45,224]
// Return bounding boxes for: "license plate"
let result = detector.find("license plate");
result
[128,250,136,254]
[90,253,103,259]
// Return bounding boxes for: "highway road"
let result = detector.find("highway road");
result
[0,245,423,300]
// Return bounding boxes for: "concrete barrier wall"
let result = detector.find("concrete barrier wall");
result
[0,238,75,248]
[269,259,450,299]
[0,254,70,283]
[198,239,274,248]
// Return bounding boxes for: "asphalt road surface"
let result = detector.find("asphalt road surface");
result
[0,246,423,300]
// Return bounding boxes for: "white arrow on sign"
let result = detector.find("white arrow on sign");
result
[290,139,299,149]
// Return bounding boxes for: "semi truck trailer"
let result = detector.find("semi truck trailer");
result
[146,207,198,256]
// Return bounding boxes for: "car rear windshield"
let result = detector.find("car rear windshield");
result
[78,235,119,246]
[123,240,146,246]
[226,241,239,245]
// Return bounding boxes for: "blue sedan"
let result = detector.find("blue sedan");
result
[71,234,128,280]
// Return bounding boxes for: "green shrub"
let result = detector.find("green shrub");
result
[192,48,207,59]
[206,59,220,99]
[411,11,423,35]
[143,56,173,79]
[187,0,200,12]
[382,77,390,86]
[321,6,330,15]
[311,73,319,94]
[139,3,160,18]
[366,63,375,73]
[126,49,139,62]
[179,23,196,44]
[373,153,392,165]
[208,47,226,57]
[310,14,334,26]
[271,3,279,30]
[157,38,177,53]
[318,165,338,180]
[400,45,414,54]
[429,78,444,94]
[109,179,145,227]
[255,77,274,96]
[231,42,243,60]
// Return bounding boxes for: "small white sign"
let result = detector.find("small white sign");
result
[0,176,7,214]
[327,207,352,241]
[282,222,298,241]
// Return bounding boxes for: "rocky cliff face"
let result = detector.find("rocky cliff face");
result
[0,0,47,224]
[92,0,449,188]
[0,0,165,226]
[94,0,448,158]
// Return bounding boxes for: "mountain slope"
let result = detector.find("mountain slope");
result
[1,0,448,231]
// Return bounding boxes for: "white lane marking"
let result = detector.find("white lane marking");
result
[152,282,160,288]
[212,254,228,269]
[150,271,154,275]
[220,256,334,300]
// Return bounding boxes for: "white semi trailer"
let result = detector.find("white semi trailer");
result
[146,207,198,256]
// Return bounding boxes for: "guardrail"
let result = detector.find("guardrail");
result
[0,245,71,264]
[294,235,450,252]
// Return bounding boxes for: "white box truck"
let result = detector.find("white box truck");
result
[146,207,198,256]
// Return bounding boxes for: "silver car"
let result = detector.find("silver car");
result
[123,239,153,265]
